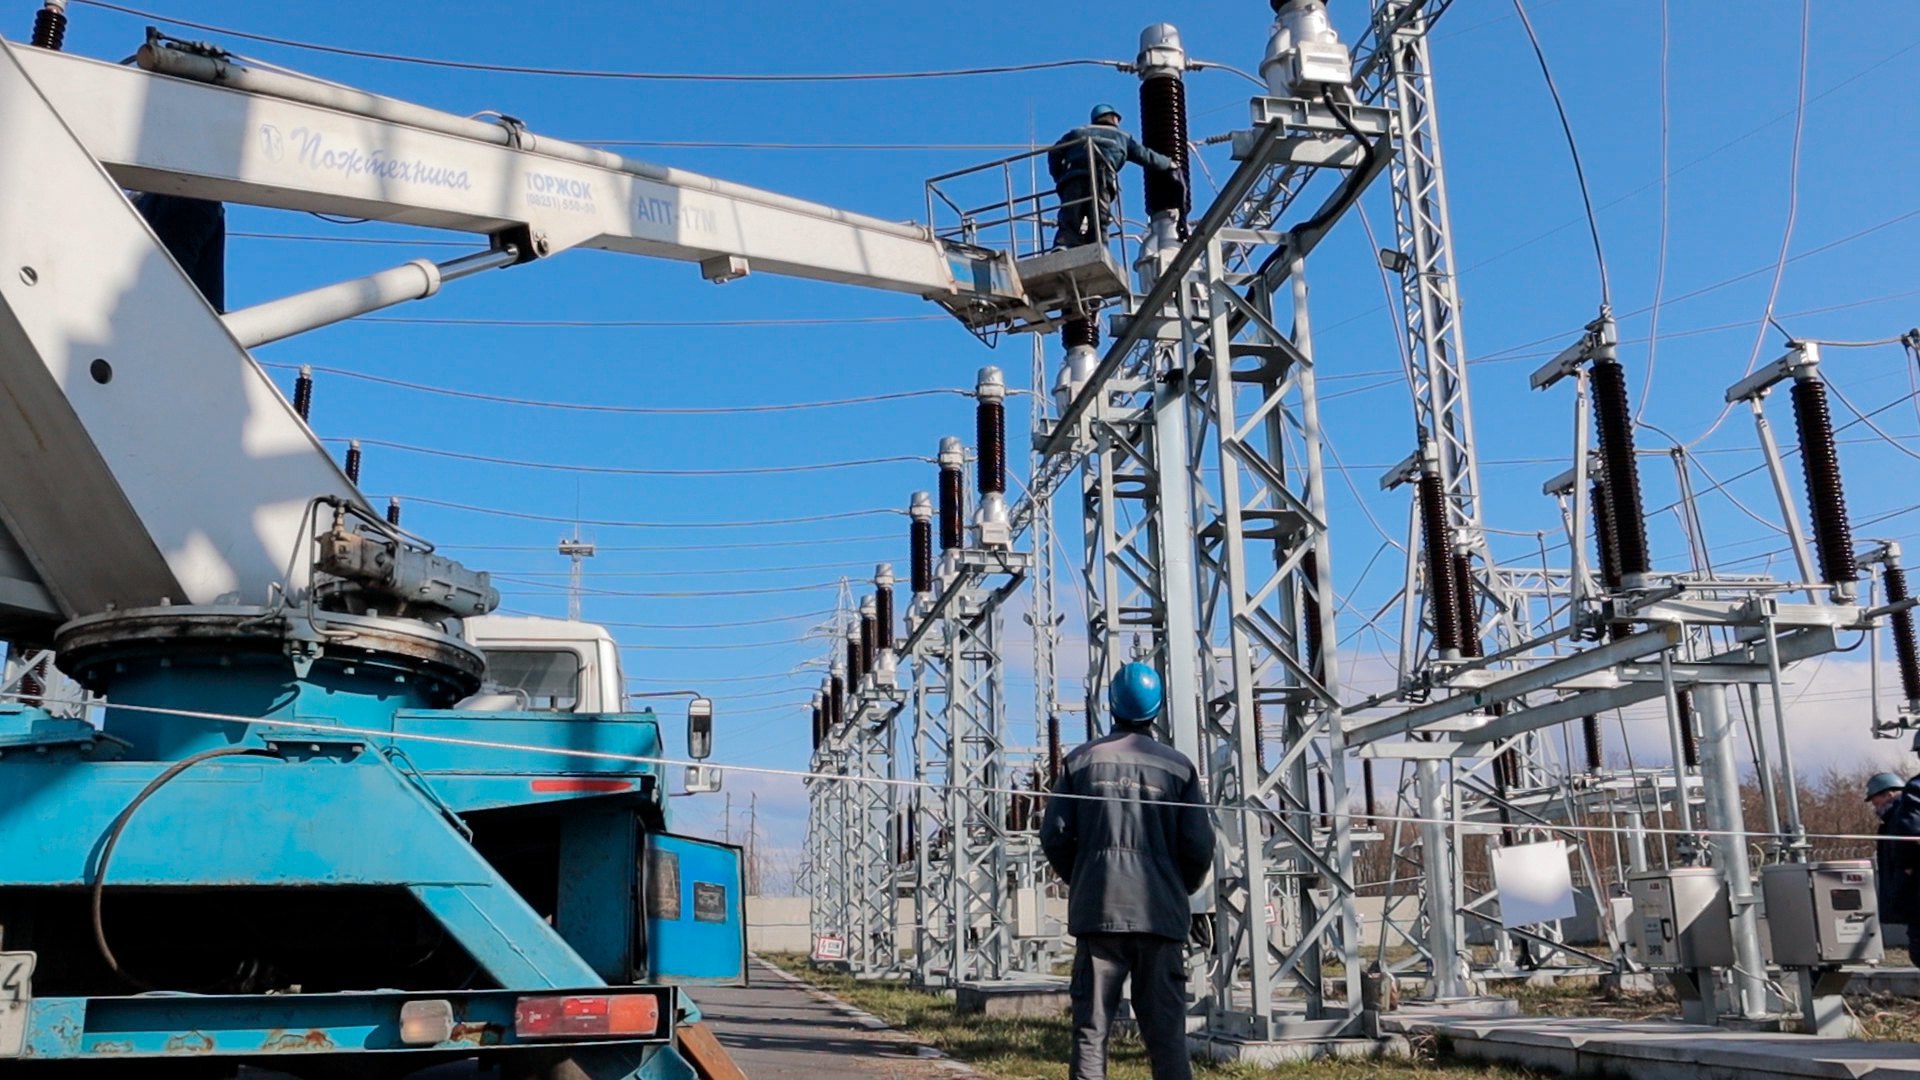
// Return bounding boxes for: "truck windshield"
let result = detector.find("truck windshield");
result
[481,648,582,711]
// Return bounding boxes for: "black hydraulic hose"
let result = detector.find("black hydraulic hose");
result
[1294,88,1381,241]
[92,746,282,989]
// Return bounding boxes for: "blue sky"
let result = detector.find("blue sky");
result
[49,0,1920,854]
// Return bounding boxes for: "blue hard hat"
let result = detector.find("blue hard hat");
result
[1090,103,1123,124]
[1110,662,1164,723]
[1868,772,1905,801]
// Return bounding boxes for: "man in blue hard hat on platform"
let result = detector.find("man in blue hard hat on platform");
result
[1870,769,1920,946]
[1048,104,1182,250]
[1040,662,1212,1080]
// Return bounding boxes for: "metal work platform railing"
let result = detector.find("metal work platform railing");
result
[925,138,1134,340]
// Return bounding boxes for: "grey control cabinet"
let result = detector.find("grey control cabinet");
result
[1628,867,1735,968]
[1761,860,1882,967]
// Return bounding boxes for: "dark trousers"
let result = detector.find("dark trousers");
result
[1069,932,1191,1080]
[1053,176,1117,250]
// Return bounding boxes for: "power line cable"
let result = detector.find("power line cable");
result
[1509,0,1611,308]
[496,574,845,598]
[264,363,967,415]
[335,438,926,477]
[1637,0,1672,422]
[73,1,1129,83]
[500,606,836,630]
[1687,0,1813,449]
[388,496,898,529]
[356,314,945,328]
[441,535,892,553]
[495,560,875,580]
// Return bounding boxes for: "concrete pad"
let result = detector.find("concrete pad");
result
[952,976,1071,1018]
[1190,1032,1410,1065]
[1386,1012,1920,1080]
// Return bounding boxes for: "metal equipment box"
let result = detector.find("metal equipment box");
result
[1761,860,1882,966]
[1628,867,1735,968]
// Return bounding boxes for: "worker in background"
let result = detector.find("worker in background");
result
[1040,662,1212,1080]
[1048,104,1181,250]
[1870,770,1920,946]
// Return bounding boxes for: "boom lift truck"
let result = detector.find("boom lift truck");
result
[0,12,1121,1076]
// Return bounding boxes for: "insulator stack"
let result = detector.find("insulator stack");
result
[1253,701,1268,774]
[385,498,402,526]
[1137,48,1189,223]
[294,365,314,421]
[344,440,363,484]
[859,605,876,677]
[1301,551,1325,682]
[18,657,46,707]
[811,696,824,751]
[1677,690,1699,771]
[874,566,895,652]
[846,628,864,691]
[1063,316,1100,351]
[829,673,844,732]
[1417,469,1462,654]
[1590,358,1651,579]
[1884,561,1920,704]
[30,2,66,50]
[909,493,934,595]
[938,438,965,552]
[1362,758,1377,821]
[1791,376,1859,588]
[1582,714,1604,774]
[1047,712,1063,783]
[1452,550,1481,658]
[1590,478,1624,592]
[976,369,1006,496]
[1497,748,1522,795]
[1316,769,1330,830]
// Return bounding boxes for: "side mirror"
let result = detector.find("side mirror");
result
[684,764,723,794]
[687,697,714,761]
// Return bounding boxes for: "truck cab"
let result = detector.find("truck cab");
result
[461,614,627,714]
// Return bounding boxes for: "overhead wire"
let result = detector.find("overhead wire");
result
[1509,0,1611,309]
[1637,0,1671,423]
[1687,0,1813,448]
[74,0,1130,82]
[441,535,892,553]
[38,689,1920,849]
[262,363,968,415]
[501,607,836,630]
[333,438,927,477]
[387,496,899,529]
[355,314,946,328]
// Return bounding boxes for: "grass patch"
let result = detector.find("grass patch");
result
[1505,977,1920,1040]
[759,953,1543,1080]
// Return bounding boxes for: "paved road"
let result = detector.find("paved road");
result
[699,960,961,1079]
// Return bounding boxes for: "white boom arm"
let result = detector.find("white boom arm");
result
[0,32,1032,639]
[16,41,1018,299]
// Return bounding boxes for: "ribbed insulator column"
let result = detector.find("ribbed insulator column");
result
[909,493,934,595]
[1418,470,1462,655]
[1792,375,1859,588]
[1591,358,1651,579]
[1884,561,1920,705]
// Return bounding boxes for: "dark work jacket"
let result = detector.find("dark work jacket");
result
[1878,776,1920,925]
[1047,124,1177,189]
[1039,725,1214,941]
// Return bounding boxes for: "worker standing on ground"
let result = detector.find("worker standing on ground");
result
[1040,662,1213,1080]
[1870,770,1920,947]
[1048,104,1182,250]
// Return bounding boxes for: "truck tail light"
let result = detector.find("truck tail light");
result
[514,993,662,1040]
